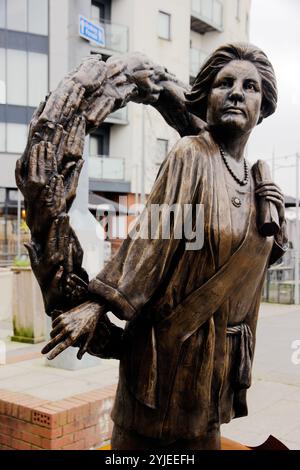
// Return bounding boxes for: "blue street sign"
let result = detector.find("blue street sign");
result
[79,15,105,47]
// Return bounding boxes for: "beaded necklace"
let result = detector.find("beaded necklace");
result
[219,145,249,186]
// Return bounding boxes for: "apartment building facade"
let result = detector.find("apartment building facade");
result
[0,0,251,262]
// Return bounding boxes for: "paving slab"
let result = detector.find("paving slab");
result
[0,356,119,401]
[221,302,300,449]
[1,302,300,449]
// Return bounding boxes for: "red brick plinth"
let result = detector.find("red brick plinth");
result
[0,385,116,450]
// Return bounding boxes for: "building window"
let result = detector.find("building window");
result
[0,48,5,104]
[236,0,241,21]
[7,49,27,106]
[111,216,126,239]
[0,123,5,152]
[28,0,48,35]
[190,48,207,81]
[1,48,48,107]
[0,0,6,28]
[246,12,249,36]
[90,125,110,156]
[8,189,18,202]
[6,123,28,153]
[0,123,28,153]
[0,187,5,203]
[155,139,169,164]
[28,52,48,107]
[6,0,27,32]
[89,136,100,156]
[158,11,171,40]
[91,3,102,21]
[2,0,48,35]
[91,0,111,21]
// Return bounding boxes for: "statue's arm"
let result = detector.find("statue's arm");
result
[42,136,202,360]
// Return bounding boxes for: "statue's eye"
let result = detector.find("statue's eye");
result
[219,79,231,87]
[246,82,257,91]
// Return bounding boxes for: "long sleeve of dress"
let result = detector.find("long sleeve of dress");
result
[269,218,289,266]
[88,137,202,321]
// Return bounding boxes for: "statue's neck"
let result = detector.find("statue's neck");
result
[210,128,250,162]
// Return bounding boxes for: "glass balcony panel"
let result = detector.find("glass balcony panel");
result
[191,0,223,32]
[201,0,213,21]
[103,21,128,54]
[213,1,223,29]
[192,0,201,15]
[89,156,125,180]
[102,158,124,179]
[89,18,128,54]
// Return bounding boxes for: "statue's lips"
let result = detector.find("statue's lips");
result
[223,107,246,116]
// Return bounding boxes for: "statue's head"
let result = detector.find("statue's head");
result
[185,43,277,134]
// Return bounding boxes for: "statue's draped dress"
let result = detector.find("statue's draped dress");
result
[88,131,287,440]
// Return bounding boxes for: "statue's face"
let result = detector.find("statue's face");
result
[206,60,263,135]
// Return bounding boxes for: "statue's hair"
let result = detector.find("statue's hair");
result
[185,42,277,124]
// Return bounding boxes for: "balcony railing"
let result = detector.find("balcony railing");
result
[191,0,223,33]
[190,48,208,79]
[89,156,125,181]
[89,17,128,54]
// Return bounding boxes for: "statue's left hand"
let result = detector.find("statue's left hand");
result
[16,141,58,200]
[41,301,107,360]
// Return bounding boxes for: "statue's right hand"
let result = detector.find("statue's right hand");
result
[41,301,106,360]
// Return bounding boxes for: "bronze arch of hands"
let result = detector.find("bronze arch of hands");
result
[15,52,205,355]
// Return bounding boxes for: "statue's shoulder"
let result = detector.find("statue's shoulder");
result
[173,130,214,164]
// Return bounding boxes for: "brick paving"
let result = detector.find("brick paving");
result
[0,385,116,450]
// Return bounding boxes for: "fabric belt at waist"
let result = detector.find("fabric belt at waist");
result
[226,322,253,390]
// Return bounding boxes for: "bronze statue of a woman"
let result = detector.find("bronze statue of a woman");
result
[16,43,288,450]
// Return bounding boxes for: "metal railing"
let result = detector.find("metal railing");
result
[261,252,300,304]
[190,48,208,78]
[262,265,295,304]
[88,156,125,181]
[191,0,223,32]
[0,240,29,267]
